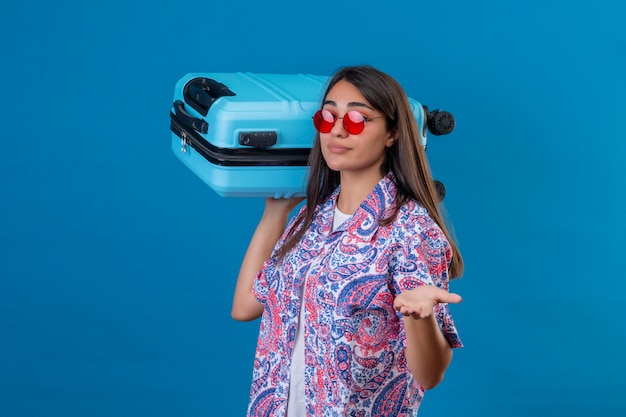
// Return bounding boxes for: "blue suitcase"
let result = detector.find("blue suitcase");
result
[169,72,454,198]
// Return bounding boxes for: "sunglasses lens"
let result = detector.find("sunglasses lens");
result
[313,110,369,134]
[313,109,335,133]
[343,111,365,134]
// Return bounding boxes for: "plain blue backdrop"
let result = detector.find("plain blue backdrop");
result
[1,0,625,416]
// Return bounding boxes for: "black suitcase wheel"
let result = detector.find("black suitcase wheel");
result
[427,110,455,136]
[434,180,446,201]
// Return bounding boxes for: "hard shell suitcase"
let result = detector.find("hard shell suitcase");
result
[169,72,455,198]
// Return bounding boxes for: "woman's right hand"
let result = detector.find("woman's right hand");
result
[263,196,305,218]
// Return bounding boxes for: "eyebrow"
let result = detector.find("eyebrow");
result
[323,100,375,111]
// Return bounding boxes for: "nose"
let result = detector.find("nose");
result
[330,114,348,137]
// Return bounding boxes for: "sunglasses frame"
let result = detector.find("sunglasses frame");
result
[312,109,385,135]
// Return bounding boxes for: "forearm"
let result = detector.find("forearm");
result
[231,207,291,321]
[403,313,453,390]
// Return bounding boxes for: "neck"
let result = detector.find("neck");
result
[337,170,384,214]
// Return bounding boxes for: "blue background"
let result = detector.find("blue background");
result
[1,0,625,416]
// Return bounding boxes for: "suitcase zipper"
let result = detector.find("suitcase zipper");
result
[180,130,189,154]
[170,112,310,167]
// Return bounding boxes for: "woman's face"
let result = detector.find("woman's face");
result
[319,80,395,177]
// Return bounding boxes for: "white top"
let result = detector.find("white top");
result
[286,207,351,416]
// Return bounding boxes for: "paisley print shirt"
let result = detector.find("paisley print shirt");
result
[249,172,462,417]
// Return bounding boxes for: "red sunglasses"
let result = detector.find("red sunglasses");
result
[312,109,384,135]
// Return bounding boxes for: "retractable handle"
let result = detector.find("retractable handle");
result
[183,77,236,116]
[422,105,455,136]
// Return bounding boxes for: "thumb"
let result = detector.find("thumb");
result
[438,290,462,305]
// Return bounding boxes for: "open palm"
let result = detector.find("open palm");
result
[393,285,462,319]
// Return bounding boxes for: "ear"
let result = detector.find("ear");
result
[385,131,397,148]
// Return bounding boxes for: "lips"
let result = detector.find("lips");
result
[327,143,351,153]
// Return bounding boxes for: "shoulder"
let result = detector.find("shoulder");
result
[394,199,435,230]
[393,199,449,248]
[390,199,452,280]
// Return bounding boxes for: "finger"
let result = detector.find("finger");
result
[418,306,433,319]
[400,306,415,316]
[446,293,462,304]
[409,307,432,320]
[437,291,462,305]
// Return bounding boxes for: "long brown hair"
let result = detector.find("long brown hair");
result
[277,65,463,278]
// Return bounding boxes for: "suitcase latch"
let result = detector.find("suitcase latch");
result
[238,132,278,148]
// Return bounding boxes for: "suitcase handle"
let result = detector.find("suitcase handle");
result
[183,77,236,116]
[173,100,208,134]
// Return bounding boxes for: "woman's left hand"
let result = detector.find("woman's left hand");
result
[393,285,462,319]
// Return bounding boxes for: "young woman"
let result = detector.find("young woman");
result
[232,65,464,417]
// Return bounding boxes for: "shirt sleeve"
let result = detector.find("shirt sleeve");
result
[390,217,463,348]
[252,258,273,304]
[252,205,307,304]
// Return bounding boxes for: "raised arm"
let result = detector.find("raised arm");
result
[231,197,304,322]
